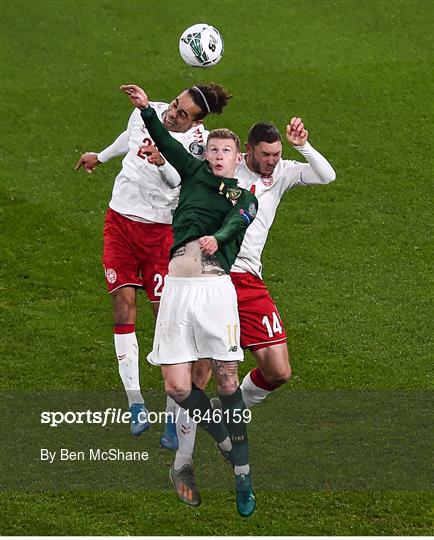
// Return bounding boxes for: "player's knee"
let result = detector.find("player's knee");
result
[216,373,239,396]
[216,378,239,396]
[270,363,292,386]
[165,381,191,403]
[261,357,292,387]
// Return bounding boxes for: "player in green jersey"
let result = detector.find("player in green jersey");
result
[122,84,258,517]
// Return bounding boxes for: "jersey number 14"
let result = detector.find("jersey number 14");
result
[262,312,283,337]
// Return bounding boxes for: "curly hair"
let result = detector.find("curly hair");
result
[187,83,233,119]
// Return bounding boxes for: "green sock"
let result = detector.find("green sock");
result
[178,383,228,444]
[220,388,249,467]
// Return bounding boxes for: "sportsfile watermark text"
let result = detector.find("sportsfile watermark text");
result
[40,407,251,427]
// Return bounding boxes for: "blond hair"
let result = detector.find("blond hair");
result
[207,128,240,151]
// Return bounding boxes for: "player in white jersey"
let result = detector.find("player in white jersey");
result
[164,118,336,488]
[75,84,232,436]
[231,118,336,406]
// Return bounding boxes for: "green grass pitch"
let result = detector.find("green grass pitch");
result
[1,0,432,535]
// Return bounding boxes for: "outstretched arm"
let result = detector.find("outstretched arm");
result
[98,129,130,163]
[120,84,199,179]
[286,117,336,185]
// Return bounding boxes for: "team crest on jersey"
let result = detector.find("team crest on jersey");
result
[105,268,117,284]
[225,187,242,206]
[189,141,204,156]
[261,175,273,187]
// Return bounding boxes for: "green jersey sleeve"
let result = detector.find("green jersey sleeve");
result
[140,106,201,179]
[213,191,258,246]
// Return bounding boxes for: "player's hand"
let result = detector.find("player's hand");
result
[144,144,165,166]
[199,236,219,255]
[120,84,149,109]
[286,117,308,146]
[74,152,100,174]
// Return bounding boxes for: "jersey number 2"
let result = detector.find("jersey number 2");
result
[262,312,282,337]
[153,274,164,297]
[137,137,153,160]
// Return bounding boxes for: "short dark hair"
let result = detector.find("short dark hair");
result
[187,83,232,120]
[247,122,282,147]
[207,129,240,152]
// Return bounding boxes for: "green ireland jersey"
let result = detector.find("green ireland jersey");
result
[140,106,258,274]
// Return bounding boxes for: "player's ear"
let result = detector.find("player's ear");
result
[236,152,242,165]
[245,143,252,156]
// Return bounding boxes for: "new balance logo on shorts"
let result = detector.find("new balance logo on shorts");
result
[228,345,238,352]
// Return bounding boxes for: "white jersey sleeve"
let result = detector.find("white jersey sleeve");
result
[156,161,181,188]
[280,141,336,193]
[97,112,134,163]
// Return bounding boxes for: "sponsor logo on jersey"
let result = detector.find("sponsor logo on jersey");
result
[105,268,117,284]
[189,141,204,156]
[261,175,273,187]
[248,203,257,218]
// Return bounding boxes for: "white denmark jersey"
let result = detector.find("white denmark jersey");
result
[232,142,336,278]
[98,102,208,224]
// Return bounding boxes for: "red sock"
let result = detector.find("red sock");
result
[113,323,135,334]
[250,367,279,391]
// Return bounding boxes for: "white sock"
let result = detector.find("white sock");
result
[174,404,197,470]
[174,453,192,470]
[114,332,144,407]
[234,464,250,476]
[166,395,176,418]
[241,371,271,408]
[218,437,232,452]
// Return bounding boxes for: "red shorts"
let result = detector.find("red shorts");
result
[231,272,287,352]
[102,208,173,302]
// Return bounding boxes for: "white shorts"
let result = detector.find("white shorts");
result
[147,275,244,365]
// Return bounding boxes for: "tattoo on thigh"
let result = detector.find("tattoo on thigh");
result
[210,360,239,391]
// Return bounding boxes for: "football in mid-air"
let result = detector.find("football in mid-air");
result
[179,23,224,68]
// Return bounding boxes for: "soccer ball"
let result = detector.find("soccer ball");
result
[179,23,224,68]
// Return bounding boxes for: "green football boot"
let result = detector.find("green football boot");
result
[235,472,256,517]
